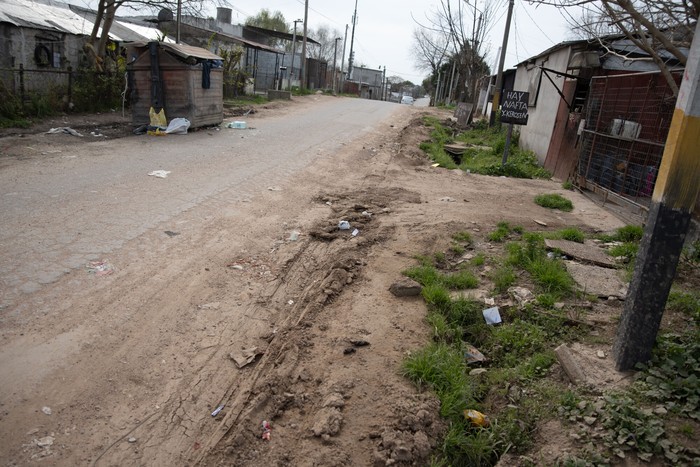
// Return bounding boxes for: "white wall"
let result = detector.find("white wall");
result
[513,46,572,164]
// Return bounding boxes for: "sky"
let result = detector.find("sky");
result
[213,0,582,84]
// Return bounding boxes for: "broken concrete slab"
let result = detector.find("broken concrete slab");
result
[555,344,586,385]
[556,343,633,389]
[565,262,628,298]
[389,278,422,297]
[545,239,617,268]
[450,289,489,302]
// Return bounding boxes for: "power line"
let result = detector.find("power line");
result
[294,0,342,26]
[517,0,555,45]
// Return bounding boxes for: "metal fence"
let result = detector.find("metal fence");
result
[0,65,74,103]
[578,70,680,206]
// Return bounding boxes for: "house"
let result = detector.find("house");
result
[508,36,686,214]
[343,65,384,99]
[157,9,323,94]
[0,0,164,95]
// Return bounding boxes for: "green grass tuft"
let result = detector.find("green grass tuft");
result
[534,193,574,212]
[452,231,473,244]
[558,227,585,243]
[491,265,516,293]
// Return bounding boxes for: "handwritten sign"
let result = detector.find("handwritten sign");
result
[500,91,529,125]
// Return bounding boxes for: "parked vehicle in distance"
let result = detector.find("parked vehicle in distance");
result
[400,95,414,105]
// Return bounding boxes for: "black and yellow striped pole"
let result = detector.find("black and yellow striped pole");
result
[613,22,700,371]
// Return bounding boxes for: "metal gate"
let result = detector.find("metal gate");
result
[578,71,680,206]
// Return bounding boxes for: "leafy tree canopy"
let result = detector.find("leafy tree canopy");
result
[245,9,289,33]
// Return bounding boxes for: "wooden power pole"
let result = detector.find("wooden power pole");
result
[613,21,700,371]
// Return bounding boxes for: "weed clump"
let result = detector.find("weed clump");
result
[534,193,574,212]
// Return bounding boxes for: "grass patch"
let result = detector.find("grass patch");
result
[507,233,574,296]
[450,244,466,255]
[452,231,473,244]
[471,253,486,267]
[419,118,551,179]
[562,180,574,190]
[558,227,585,243]
[667,290,700,320]
[224,94,268,106]
[402,223,699,464]
[403,262,478,290]
[488,222,521,243]
[534,193,574,212]
[491,265,516,293]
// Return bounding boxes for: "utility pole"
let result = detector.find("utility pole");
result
[613,21,700,371]
[333,37,341,94]
[489,0,514,127]
[347,0,358,80]
[340,24,348,92]
[176,0,181,43]
[381,65,386,100]
[289,19,303,91]
[435,69,442,106]
[300,0,309,89]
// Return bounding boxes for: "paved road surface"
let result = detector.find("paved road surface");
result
[0,97,401,310]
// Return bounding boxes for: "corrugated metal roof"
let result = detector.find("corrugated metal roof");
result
[129,41,222,60]
[0,0,168,43]
[0,0,97,35]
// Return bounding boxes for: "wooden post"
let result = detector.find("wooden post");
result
[613,22,700,371]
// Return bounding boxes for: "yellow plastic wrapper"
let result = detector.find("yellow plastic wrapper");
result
[464,409,490,427]
[149,107,167,127]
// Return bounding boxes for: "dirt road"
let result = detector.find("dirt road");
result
[0,96,623,466]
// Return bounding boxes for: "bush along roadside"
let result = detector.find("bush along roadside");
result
[418,116,551,179]
[399,224,700,466]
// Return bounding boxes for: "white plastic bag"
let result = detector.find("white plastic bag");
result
[165,118,191,134]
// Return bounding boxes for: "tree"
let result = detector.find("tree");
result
[85,0,205,71]
[245,9,289,33]
[412,27,450,75]
[530,0,697,96]
[413,0,496,105]
[308,25,344,63]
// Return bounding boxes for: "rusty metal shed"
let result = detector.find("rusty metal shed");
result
[127,41,223,128]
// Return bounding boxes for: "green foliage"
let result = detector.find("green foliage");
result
[491,265,516,293]
[488,222,512,243]
[608,242,638,261]
[562,180,574,190]
[616,225,644,242]
[442,270,479,289]
[488,221,523,243]
[0,80,27,127]
[667,290,700,320]
[636,334,700,421]
[72,69,124,112]
[291,86,314,96]
[419,118,550,179]
[536,293,557,309]
[489,320,548,367]
[219,46,250,98]
[452,231,473,244]
[559,228,585,243]
[450,243,466,255]
[471,253,486,267]
[534,193,574,212]
[245,8,289,32]
[507,233,574,296]
[682,238,700,264]
[403,264,478,290]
